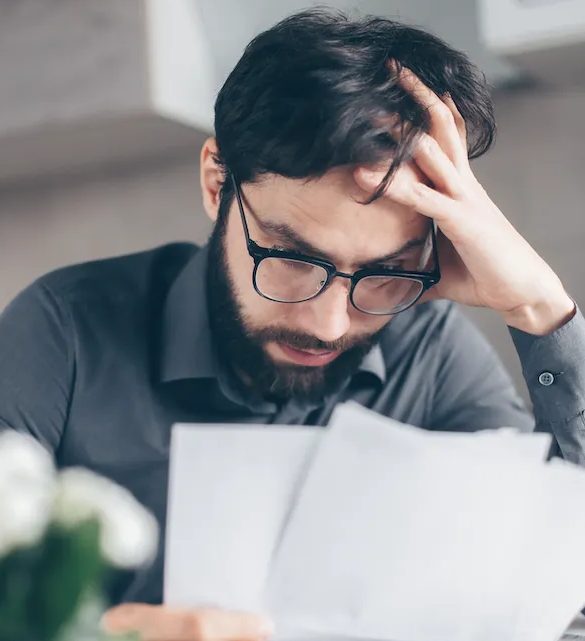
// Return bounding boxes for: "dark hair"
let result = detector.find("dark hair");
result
[213,8,495,211]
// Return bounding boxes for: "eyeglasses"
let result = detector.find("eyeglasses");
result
[230,172,441,316]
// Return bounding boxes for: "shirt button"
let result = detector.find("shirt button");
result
[538,371,555,386]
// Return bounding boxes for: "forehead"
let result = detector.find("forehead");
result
[239,166,428,262]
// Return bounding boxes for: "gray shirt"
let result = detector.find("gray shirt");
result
[1,242,584,604]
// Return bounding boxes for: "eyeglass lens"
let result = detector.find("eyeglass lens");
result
[254,257,425,314]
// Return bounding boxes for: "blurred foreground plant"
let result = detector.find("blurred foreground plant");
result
[0,431,158,641]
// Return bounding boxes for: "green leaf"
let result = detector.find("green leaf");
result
[0,544,46,641]
[28,520,105,640]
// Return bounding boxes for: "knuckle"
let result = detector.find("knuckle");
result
[432,103,455,125]
[414,181,429,195]
[419,135,436,152]
[413,182,434,204]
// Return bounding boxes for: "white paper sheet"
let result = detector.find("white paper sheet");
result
[265,404,556,641]
[329,403,553,462]
[164,403,585,641]
[511,459,585,641]
[164,423,320,610]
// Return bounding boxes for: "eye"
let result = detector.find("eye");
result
[281,259,315,273]
[380,254,423,271]
[270,244,301,255]
[270,245,308,261]
[375,261,405,271]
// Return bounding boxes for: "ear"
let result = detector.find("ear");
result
[200,137,224,223]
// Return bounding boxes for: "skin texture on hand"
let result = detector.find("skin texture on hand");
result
[353,62,575,336]
[101,604,274,641]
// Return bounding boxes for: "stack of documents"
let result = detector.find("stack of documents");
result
[164,402,585,641]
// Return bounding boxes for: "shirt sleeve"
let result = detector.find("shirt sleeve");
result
[509,305,585,465]
[428,304,534,433]
[0,280,74,453]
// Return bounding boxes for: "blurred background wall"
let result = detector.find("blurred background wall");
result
[1,0,584,404]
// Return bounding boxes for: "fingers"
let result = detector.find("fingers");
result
[442,92,468,149]
[102,604,274,641]
[412,134,465,199]
[355,62,473,208]
[354,164,460,227]
[389,61,469,171]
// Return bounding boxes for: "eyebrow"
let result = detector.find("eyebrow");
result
[252,216,428,268]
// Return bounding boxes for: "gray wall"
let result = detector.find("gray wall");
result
[1,87,584,405]
[196,0,517,86]
[0,153,211,310]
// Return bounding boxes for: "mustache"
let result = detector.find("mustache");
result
[247,326,375,353]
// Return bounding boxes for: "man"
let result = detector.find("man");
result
[1,8,584,641]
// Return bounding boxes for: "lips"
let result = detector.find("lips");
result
[277,342,341,366]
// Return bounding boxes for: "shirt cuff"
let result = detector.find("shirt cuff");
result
[509,304,585,423]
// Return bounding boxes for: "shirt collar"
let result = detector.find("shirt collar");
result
[359,343,387,382]
[159,242,387,386]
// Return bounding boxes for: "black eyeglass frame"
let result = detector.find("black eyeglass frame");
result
[230,172,441,316]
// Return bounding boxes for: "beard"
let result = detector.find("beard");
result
[206,216,385,405]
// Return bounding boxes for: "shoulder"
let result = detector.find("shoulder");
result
[2,242,200,340]
[33,242,199,306]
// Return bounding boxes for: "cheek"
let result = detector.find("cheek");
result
[348,306,392,335]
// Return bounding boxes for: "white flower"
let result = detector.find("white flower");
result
[0,431,56,556]
[0,432,159,568]
[53,468,158,569]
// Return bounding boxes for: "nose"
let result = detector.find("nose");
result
[295,278,352,344]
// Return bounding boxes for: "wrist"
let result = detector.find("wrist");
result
[502,293,576,336]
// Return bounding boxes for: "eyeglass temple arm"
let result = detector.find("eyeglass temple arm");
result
[229,171,253,247]
[430,220,441,280]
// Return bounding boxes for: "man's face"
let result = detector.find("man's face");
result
[206,163,429,403]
